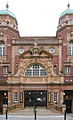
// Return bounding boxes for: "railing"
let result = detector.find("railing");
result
[8,103,22,112]
[49,103,62,113]
[8,105,16,111]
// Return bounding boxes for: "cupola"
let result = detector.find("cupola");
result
[0,3,18,32]
[57,3,73,30]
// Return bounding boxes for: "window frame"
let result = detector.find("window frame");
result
[53,92,58,103]
[64,65,71,74]
[0,44,5,56]
[3,66,8,74]
[25,64,47,77]
[13,93,19,103]
[68,42,73,55]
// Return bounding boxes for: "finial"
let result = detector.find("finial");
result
[67,2,70,9]
[6,2,9,10]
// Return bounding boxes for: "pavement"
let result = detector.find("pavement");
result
[0,108,73,120]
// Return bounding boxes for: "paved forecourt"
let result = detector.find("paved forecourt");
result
[0,115,64,120]
[0,108,73,120]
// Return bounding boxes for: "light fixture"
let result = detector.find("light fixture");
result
[4,92,6,96]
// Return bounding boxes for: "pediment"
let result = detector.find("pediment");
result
[19,47,53,58]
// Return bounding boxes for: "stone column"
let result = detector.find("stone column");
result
[60,90,64,105]
[8,90,12,107]
[59,39,62,74]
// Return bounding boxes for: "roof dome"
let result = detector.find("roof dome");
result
[60,9,73,17]
[0,9,16,19]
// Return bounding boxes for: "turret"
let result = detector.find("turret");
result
[57,3,73,33]
[0,3,18,33]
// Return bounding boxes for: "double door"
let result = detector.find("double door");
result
[24,90,47,107]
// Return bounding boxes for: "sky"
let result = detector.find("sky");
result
[0,0,73,36]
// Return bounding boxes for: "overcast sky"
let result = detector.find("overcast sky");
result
[0,0,73,36]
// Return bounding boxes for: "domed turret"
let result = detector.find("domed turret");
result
[0,3,18,32]
[57,3,73,30]
[0,9,16,19]
[60,9,73,18]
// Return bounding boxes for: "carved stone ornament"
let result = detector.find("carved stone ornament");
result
[16,47,56,77]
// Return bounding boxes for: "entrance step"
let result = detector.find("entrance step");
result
[8,108,62,116]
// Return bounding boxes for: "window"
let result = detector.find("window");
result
[53,92,58,103]
[49,48,55,54]
[68,42,73,55]
[64,66,71,74]
[13,93,18,102]
[0,44,5,56]
[3,66,8,74]
[25,64,47,76]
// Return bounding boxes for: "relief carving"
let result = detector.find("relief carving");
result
[14,47,60,84]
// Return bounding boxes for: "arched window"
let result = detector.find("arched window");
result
[0,42,5,56]
[68,42,73,55]
[25,64,47,76]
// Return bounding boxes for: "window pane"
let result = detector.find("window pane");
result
[68,44,73,55]
[0,47,2,55]
[53,92,58,103]
[25,64,47,76]
[3,46,5,55]
[33,65,39,76]
[64,66,71,74]
[40,69,47,76]
[25,69,32,76]
[3,66,8,74]
[68,46,71,55]
[0,46,5,56]
[13,93,18,102]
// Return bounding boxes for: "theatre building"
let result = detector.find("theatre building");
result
[0,4,73,114]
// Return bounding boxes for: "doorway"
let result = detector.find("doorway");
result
[64,99,72,113]
[0,91,8,114]
[64,90,73,113]
[24,90,47,107]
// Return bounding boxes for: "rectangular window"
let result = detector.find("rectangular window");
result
[3,66,8,74]
[64,66,71,74]
[0,46,5,56]
[68,46,71,55]
[13,93,18,102]
[68,43,73,55]
[53,92,58,103]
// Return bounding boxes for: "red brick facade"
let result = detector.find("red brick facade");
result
[0,6,73,114]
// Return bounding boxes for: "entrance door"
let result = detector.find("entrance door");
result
[0,93,3,114]
[64,99,72,113]
[0,91,8,114]
[24,90,47,107]
[64,90,73,113]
